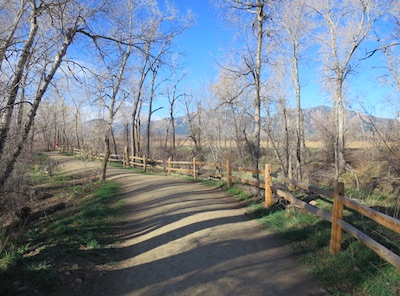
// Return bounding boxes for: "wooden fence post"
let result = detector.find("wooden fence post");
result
[265,164,273,208]
[167,157,171,176]
[330,181,345,254]
[226,160,232,188]
[193,157,197,180]
[143,155,147,172]
[123,146,128,168]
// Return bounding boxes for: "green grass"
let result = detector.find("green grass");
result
[242,197,400,296]
[0,175,124,295]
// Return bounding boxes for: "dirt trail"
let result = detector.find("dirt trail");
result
[50,153,329,296]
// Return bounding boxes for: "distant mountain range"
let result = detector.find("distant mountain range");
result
[149,105,393,139]
[84,106,393,140]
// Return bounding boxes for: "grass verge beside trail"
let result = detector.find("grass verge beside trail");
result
[0,177,123,295]
[201,180,400,296]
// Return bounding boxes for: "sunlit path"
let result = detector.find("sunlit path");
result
[50,153,328,296]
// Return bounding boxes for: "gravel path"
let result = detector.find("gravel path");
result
[51,153,329,296]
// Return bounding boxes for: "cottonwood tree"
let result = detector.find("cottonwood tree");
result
[276,0,313,181]
[0,0,100,189]
[212,68,249,162]
[261,59,296,178]
[308,0,393,178]
[215,0,272,178]
[145,63,163,159]
[164,70,185,159]
[89,0,137,182]
[130,3,192,158]
[183,92,202,156]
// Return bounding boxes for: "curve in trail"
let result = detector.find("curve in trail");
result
[51,153,329,296]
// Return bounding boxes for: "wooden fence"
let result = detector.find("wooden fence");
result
[64,146,400,268]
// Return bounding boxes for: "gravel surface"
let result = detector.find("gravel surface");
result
[50,152,329,296]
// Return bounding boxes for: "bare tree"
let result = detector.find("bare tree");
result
[164,71,185,158]
[277,0,313,181]
[215,0,271,178]
[130,3,192,158]
[308,0,392,177]
[93,0,136,182]
[184,93,202,156]
[212,68,248,162]
[0,0,90,188]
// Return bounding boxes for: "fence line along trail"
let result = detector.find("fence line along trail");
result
[49,152,329,296]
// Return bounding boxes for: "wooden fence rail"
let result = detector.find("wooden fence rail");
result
[66,146,400,268]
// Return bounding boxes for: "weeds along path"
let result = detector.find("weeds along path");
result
[49,152,329,296]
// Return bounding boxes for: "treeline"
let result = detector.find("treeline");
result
[1,0,400,197]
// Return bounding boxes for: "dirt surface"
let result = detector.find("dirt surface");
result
[49,152,329,296]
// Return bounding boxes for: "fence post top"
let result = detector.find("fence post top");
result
[334,181,345,195]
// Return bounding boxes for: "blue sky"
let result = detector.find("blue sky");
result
[158,1,398,120]
[65,0,396,121]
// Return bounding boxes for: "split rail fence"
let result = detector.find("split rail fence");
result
[65,146,400,268]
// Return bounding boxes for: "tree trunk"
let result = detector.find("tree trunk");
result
[124,123,129,155]
[100,131,111,182]
[283,106,290,177]
[0,0,26,67]
[230,104,243,160]
[171,111,176,156]
[292,46,303,181]
[111,128,118,155]
[334,79,345,178]
[251,0,264,179]
[146,67,158,159]
[0,5,38,160]
[0,27,76,188]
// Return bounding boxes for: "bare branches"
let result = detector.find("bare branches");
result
[363,42,400,59]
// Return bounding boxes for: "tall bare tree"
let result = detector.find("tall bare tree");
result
[130,3,192,158]
[164,71,185,158]
[277,0,312,180]
[308,0,392,177]
[0,0,91,188]
[213,68,248,162]
[215,0,271,178]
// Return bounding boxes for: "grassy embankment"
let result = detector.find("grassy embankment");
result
[0,154,124,295]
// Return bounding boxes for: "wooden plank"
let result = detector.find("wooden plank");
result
[274,174,334,199]
[169,161,192,165]
[237,167,259,174]
[338,219,400,268]
[230,176,264,188]
[339,196,400,234]
[129,156,144,161]
[273,186,333,222]
[108,159,120,162]
[196,161,217,166]
[130,162,145,167]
